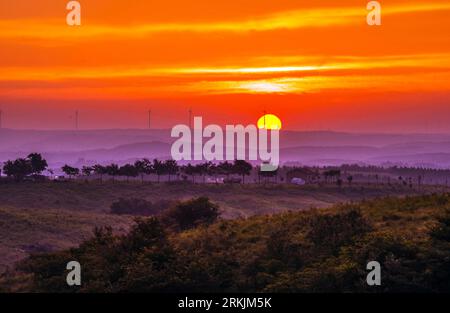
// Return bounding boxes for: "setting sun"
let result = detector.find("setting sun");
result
[257,114,282,130]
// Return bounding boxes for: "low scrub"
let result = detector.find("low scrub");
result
[3,194,450,292]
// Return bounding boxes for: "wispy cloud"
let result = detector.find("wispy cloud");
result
[2,54,449,81]
[2,53,450,99]
[1,2,449,39]
[180,72,450,95]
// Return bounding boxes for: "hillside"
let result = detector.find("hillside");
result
[0,181,441,273]
[0,206,131,274]
[1,193,449,292]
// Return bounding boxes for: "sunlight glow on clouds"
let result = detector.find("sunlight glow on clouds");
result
[1,2,450,39]
[1,0,450,130]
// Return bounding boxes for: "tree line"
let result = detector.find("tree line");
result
[1,153,255,183]
[64,159,254,183]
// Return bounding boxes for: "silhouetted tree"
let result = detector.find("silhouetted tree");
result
[181,164,195,183]
[61,165,80,179]
[27,153,48,176]
[106,164,120,182]
[161,197,219,231]
[218,161,233,179]
[119,164,139,182]
[82,166,93,176]
[207,163,219,182]
[134,159,153,183]
[152,159,165,183]
[195,162,210,183]
[3,159,32,181]
[233,160,253,184]
[93,164,107,182]
[164,160,179,182]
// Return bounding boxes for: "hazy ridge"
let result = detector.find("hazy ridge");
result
[1,129,450,168]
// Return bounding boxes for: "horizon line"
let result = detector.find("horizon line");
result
[1,127,450,136]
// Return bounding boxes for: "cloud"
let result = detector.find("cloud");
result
[1,2,449,39]
[2,53,449,81]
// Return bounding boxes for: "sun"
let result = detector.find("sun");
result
[257,114,282,130]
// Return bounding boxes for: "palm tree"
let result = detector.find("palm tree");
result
[106,164,120,183]
[93,164,107,182]
[195,162,210,183]
[119,164,138,182]
[207,162,218,183]
[134,159,153,183]
[164,160,179,182]
[233,160,253,184]
[152,159,165,183]
[183,163,196,183]
[218,161,233,179]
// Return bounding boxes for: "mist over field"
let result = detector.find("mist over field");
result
[2,129,450,169]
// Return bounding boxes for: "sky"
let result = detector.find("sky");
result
[0,0,450,132]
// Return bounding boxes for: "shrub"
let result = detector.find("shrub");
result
[429,210,450,242]
[307,208,372,253]
[161,197,219,231]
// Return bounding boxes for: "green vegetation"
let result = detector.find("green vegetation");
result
[2,193,449,293]
[160,197,219,231]
[61,165,80,178]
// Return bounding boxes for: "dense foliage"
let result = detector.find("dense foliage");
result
[2,194,450,293]
[2,153,48,181]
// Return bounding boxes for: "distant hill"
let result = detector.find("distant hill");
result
[1,129,450,168]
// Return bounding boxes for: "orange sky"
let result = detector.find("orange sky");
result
[0,0,450,131]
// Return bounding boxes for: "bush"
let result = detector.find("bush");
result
[307,208,372,253]
[429,209,450,242]
[161,197,219,231]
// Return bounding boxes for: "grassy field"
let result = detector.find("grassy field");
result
[1,180,443,216]
[0,180,446,273]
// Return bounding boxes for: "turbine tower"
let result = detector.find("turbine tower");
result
[148,109,152,129]
[75,110,79,130]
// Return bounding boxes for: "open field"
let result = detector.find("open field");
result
[0,207,131,274]
[1,181,445,217]
[0,181,447,273]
